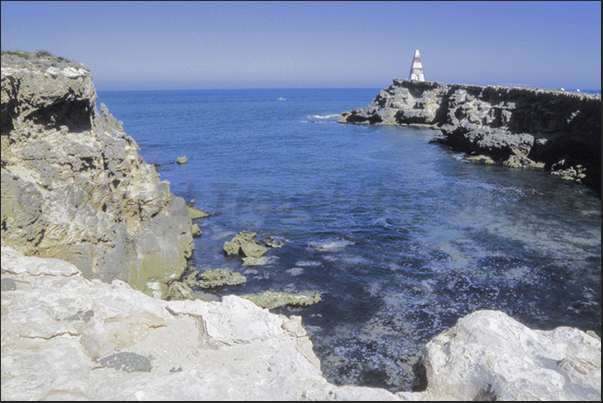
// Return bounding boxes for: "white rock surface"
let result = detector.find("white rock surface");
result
[398,310,601,401]
[0,246,397,401]
[2,246,599,401]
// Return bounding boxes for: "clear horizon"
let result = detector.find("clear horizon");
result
[1,1,601,91]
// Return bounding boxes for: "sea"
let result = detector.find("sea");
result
[97,88,601,392]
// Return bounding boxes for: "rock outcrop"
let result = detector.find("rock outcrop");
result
[0,246,397,401]
[2,246,600,400]
[409,310,601,401]
[340,79,601,192]
[1,51,194,297]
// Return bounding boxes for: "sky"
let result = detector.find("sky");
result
[1,1,601,91]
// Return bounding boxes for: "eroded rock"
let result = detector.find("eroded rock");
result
[241,290,322,310]
[1,51,194,295]
[340,79,601,192]
[1,246,398,401]
[397,310,601,401]
[196,268,247,288]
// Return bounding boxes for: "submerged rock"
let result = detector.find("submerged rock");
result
[197,268,247,288]
[241,291,322,310]
[187,205,210,220]
[308,238,354,251]
[242,256,269,266]
[223,231,267,257]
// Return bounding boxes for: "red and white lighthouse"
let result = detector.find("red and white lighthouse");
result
[409,49,425,81]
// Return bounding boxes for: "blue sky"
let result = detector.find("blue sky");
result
[1,1,601,91]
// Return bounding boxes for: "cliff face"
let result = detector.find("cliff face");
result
[341,79,601,192]
[1,51,194,297]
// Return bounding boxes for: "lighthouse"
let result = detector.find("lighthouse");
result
[409,49,425,81]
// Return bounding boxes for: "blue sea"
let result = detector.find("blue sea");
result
[97,88,601,392]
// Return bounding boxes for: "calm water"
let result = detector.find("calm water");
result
[98,88,601,392]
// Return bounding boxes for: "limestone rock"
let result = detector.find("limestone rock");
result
[0,246,398,401]
[223,231,268,258]
[191,223,202,237]
[397,310,601,401]
[242,256,269,266]
[197,268,247,288]
[340,79,601,193]
[1,51,194,293]
[167,281,195,300]
[241,291,322,310]
[187,205,209,220]
[176,156,187,164]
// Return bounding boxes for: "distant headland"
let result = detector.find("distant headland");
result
[340,78,601,194]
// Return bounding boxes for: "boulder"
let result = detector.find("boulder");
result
[191,223,202,237]
[223,231,268,257]
[398,310,601,401]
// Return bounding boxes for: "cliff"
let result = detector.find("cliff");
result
[1,246,599,400]
[340,79,601,192]
[1,51,194,298]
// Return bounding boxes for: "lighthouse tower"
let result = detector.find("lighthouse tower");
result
[409,49,425,81]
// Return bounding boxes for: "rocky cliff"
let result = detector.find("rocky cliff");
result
[2,246,600,400]
[1,51,194,298]
[340,79,601,192]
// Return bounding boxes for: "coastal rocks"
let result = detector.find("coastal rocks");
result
[1,246,396,401]
[340,79,601,192]
[194,268,247,288]
[223,231,268,257]
[240,291,322,310]
[1,51,194,296]
[176,156,187,164]
[400,310,601,401]
[187,205,210,219]
[191,223,202,237]
[2,247,600,400]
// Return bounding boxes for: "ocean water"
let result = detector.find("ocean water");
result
[97,88,601,392]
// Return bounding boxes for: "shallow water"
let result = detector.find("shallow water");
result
[98,88,601,392]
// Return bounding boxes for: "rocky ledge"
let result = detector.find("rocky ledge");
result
[1,51,194,298]
[1,246,600,400]
[340,79,601,192]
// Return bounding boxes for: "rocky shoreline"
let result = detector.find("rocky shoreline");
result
[2,246,600,400]
[1,52,601,400]
[1,51,194,298]
[340,79,601,193]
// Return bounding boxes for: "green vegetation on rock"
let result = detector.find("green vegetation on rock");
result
[241,291,321,310]
[1,49,89,71]
[197,268,247,288]
[187,205,210,220]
